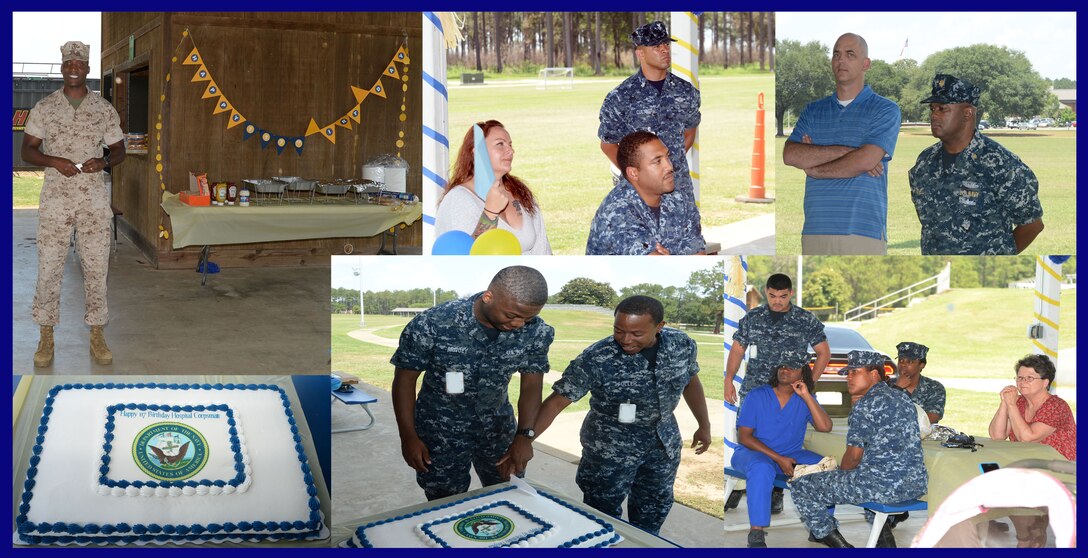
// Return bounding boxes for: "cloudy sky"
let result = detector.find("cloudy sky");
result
[777,12,1076,80]
[13,12,104,77]
[331,256,721,297]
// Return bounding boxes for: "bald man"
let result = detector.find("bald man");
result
[783,33,902,255]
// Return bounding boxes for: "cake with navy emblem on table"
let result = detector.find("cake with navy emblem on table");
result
[341,483,622,548]
[14,382,327,546]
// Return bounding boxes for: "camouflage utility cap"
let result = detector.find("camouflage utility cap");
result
[778,349,810,370]
[922,74,980,106]
[839,350,886,373]
[631,21,675,46]
[896,342,929,360]
[61,41,90,62]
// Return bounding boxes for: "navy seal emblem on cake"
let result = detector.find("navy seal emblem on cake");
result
[133,422,209,481]
[453,513,515,542]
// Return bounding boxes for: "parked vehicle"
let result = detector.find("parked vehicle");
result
[808,325,897,417]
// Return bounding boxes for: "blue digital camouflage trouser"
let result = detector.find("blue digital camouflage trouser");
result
[415,409,516,501]
[576,439,681,535]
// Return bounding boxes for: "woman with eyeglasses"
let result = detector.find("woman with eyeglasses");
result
[987,353,1075,547]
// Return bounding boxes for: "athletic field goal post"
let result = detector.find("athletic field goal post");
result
[537,67,573,90]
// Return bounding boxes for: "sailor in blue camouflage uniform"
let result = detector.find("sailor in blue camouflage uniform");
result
[598,20,700,194]
[586,131,705,255]
[390,266,555,501]
[909,74,1044,255]
[725,273,830,406]
[514,296,712,535]
[893,341,946,424]
[790,350,927,548]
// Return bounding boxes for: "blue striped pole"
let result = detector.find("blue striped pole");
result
[722,257,747,467]
[422,12,450,253]
[670,12,700,201]
[1033,256,1065,383]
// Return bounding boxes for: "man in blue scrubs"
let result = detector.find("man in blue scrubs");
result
[731,351,833,547]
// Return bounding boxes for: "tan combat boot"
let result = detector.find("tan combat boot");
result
[90,325,113,365]
[34,326,54,368]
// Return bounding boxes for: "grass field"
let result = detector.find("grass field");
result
[774,128,1078,255]
[333,310,726,409]
[449,74,776,254]
[13,172,43,208]
[854,288,1077,379]
[852,287,1076,436]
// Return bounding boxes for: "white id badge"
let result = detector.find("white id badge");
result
[445,371,465,394]
[750,344,758,359]
[618,403,636,423]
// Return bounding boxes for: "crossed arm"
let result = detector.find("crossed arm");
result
[783,135,886,179]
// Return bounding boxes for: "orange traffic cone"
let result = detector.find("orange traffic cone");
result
[736,92,774,203]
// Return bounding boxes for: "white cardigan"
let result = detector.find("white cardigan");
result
[434,186,552,255]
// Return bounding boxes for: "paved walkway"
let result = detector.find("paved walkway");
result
[705,213,775,255]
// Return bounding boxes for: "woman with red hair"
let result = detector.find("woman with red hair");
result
[434,120,551,254]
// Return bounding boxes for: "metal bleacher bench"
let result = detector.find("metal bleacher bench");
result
[331,381,378,434]
[725,466,925,548]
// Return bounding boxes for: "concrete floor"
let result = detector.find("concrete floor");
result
[331,383,727,547]
[12,209,330,375]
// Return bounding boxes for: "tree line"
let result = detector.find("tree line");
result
[449,12,775,75]
[776,40,1072,136]
[332,262,725,331]
[748,256,1076,319]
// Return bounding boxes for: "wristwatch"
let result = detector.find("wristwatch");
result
[516,428,536,439]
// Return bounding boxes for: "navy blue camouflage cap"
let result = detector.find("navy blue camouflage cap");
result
[837,350,886,374]
[777,350,810,370]
[631,21,676,47]
[896,341,929,361]
[921,74,981,106]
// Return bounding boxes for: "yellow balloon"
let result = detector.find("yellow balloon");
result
[470,229,521,256]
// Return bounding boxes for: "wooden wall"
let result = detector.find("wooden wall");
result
[102,13,422,267]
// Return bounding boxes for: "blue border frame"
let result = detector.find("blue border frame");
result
[99,402,248,491]
[345,484,619,548]
[418,499,554,548]
[16,382,322,545]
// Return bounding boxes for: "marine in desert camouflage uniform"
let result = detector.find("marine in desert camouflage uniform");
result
[22,40,125,367]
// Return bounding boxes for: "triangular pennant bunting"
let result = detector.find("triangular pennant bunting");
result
[320,125,336,144]
[384,63,401,80]
[227,110,246,129]
[335,115,353,130]
[243,123,258,141]
[183,48,202,65]
[292,137,305,156]
[394,45,411,65]
[192,65,212,82]
[259,130,273,149]
[347,105,362,124]
[201,81,221,99]
[212,97,233,115]
[351,86,369,104]
[369,79,387,99]
[305,118,322,137]
[274,136,288,155]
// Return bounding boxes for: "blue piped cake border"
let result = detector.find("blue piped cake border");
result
[349,484,618,548]
[99,402,247,491]
[418,499,553,548]
[15,382,323,545]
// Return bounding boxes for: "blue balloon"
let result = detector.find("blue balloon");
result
[432,230,475,255]
[330,375,342,391]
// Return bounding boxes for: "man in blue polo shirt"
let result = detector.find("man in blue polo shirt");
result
[783,33,901,255]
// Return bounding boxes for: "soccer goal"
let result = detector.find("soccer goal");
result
[537,67,574,90]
